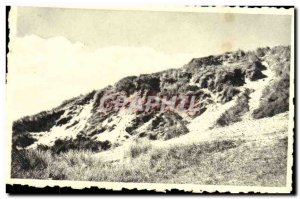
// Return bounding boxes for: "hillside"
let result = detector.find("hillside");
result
[11,46,292,186]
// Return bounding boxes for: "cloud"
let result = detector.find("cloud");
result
[7,35,198,119]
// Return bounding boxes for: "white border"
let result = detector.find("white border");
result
[1,2,297,197]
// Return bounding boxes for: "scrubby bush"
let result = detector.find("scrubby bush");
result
[187,55,222,70]
[126,139,152,159]
[243,61,267,81]
[136,75,161,92]
[245,68,266,81]
[12,133,37,148]
[58,96,81,109]
[178,85,199,93]
[214,68,245,88]
[197,72,215,89]
[56,116,72,126]
[270,46,290,57]
[144,112,189,140]
[92,86,113,113]
[115,76,138,95]
[252,76,289,119]
[159,70,194,95]
[216,89,250,126]
[58,90,96,108]
[75,90,96,106]
[267,46,290,77]
[125,112,155,135]
[252,46,290,119]
[11,148,51,179]
[163,125,189,140]
[272,61,290,77]
[38,134,111,154]
[12,110,65,134]
[218,85,240,104]
[256,47,270,57]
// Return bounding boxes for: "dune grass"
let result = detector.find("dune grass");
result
[11,135,287,187]
[216,89,250,126]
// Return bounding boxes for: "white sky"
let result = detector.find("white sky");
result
[7,7,292,120]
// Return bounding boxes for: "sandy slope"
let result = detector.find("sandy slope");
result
[95,111,288,163]
[28,101,94,148]
[243,60,275,119]
[26,53,288,167]
[93,58,289,163]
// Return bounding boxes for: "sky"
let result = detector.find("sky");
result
[7,7,292,119]
[16,7,292,54]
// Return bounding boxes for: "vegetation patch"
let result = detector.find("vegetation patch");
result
[252,76,290,119]
[126,139,152,159]
[13,110,65,134]
[11,139,242,181]
[12,133,37,148]
[37,134,111,154]
[11,135,287,187]
[252,46,290,119]
[144,112,189,140]
[216,89,250,126]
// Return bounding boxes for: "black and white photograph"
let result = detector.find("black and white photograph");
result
[6,6,294,193]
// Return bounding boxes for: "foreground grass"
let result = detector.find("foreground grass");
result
[11,136,287,186]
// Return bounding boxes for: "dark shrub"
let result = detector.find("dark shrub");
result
[92,86,113,113]
[218,85,240,104]
[115,76,138,95]
[214,68,245,90]
[13,110,65,134]
[242,61,267,81]
[12,133,37,148]
[252,46,290,119]
[187,55,222,69]
[11,148,50,179]
[216,89,250,126]
[198,73,215,89]
[136,75,161,92]
[252,76,289,119]
[58,96,80,109]
[245,68,266,81]
[43,134,111,154]
[252,61,267,71]
[178,85,199,93]
[65,120,79,129]
[145,112,189,140]
[75,90,96,106]
[56,116,72,126]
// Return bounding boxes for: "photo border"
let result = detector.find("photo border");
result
[5,5,296,194]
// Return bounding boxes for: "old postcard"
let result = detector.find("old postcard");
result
[6,6,294,193]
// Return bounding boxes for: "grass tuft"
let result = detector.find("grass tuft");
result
[216,89,250,126]
[126,139,152,159]
[11,137,287,187]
